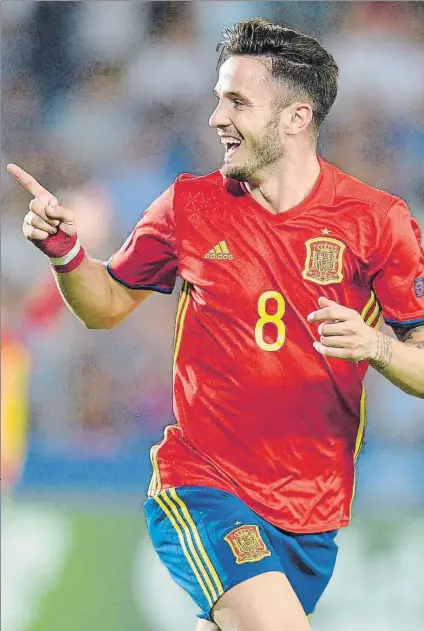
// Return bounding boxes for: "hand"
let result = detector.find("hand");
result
[8,163,85,272]
[307,296,378,362]
[7,163,77,242]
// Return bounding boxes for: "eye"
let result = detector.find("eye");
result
[233,100,244,109]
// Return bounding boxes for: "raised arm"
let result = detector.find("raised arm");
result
[8,163,150,329]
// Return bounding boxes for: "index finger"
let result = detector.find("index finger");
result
[6,163,55,204]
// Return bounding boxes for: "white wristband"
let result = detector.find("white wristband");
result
[49,238,81,266]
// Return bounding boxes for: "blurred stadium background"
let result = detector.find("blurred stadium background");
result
[1,2,424,630]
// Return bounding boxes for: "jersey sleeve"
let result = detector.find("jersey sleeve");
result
[368,199,424,327]
[106,183,178,294]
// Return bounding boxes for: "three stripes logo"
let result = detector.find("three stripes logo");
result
[154,488,224,608]
[205,240,233,261]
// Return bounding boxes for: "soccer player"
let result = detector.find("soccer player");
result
[8,18,424,631]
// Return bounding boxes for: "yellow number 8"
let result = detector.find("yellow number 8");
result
[255,291,286,352]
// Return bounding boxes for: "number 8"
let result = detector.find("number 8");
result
[255,291,286,352]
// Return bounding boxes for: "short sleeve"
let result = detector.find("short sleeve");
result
[107,183,178,294]
[369,199,424,327]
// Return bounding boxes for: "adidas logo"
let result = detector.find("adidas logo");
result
[205,240,234,260]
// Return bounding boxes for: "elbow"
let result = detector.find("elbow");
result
[84,321,112,330]
[79,304,127,330]
[82,316,119,330]
[403,385,424,399]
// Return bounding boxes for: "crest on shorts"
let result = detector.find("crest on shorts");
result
[224,525,271,564]
[302,237,346,285]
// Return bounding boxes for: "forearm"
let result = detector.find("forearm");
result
[53,256,119,329]
[9,163,147,328]
[369,331,424,398]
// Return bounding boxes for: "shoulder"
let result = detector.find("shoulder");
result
[326,160,401,217]
[173,170,245,197]
[174,170,224,192]
[172,170,243,219]
[173,170,221,207]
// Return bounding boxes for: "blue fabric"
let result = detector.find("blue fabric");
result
[106,262,173,294]
[385,317,424,327]
[144,486,338,621]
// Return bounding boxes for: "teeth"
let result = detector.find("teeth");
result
[220,137,241,145]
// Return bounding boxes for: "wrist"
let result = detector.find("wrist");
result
[367,328,379,363]
[49,238,86,273]
[369,330,393,370]
[32,229,85,273]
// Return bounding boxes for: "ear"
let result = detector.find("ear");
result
[286,102,314,136]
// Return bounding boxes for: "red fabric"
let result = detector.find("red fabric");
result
[108,184,177,292]
[109,158,424,533]
[33,228,77,258]
[368,199,424,323]
[52,246,85,273]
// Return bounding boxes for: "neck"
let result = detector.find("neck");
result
[245,150,321,215]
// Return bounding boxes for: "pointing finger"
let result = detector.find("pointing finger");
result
[7,163,56,205]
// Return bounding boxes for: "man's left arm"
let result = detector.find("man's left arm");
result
[308,296,424,399]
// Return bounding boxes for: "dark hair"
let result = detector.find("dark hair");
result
[217,18,338,131]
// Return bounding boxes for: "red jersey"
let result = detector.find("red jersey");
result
[108,157,424,533]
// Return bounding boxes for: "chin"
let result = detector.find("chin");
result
[222,161,252,182]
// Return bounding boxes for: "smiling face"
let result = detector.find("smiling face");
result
[209,56,292,182]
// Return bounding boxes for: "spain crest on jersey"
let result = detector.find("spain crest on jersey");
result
[302,237,346,285]
[224,525,271,564]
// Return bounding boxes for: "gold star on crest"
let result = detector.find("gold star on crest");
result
[321,228,331,235]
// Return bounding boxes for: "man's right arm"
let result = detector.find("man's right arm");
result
[53,256,151,329]
[8,162,151,329]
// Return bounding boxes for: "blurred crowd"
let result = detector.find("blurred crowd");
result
[1,2,424,502]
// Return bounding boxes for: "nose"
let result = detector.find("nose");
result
[209,101,231,129]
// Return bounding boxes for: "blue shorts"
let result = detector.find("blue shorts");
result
[144,486,338,621]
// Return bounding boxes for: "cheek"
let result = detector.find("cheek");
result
[235,112,257,133]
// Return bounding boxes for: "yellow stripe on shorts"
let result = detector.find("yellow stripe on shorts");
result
[162,491,221,603]
[154,494,214,608]
[169,489,224,597]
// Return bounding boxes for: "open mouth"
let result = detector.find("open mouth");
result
[221,137,242,159]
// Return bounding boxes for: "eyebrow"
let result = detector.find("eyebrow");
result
[213,88,249,102]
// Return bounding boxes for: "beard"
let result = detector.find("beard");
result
[222,114,285,183]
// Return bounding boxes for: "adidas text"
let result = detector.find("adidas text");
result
[205,252,234,260]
